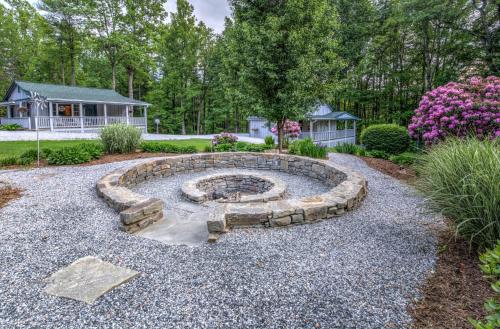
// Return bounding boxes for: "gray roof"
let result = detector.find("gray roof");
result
[308,111,360,121]
[4,81,150,106]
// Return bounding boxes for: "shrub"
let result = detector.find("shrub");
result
[0,123,22,131]
[389,152,419,166]
[0,156,19,167]
[214,143,234,152]
[334,143,360,155]
[264,136,275,147]
[77,143,104,160]
[470,242,500,328]
[409,76,500,144]
[288,138,328,158]
[100,124,142,154]
[139,141,197,154]
[415,138,500,249]
[361,124,411,154]
[41,148,53,158]
[19,149,39,163]
[47,146,92,165]
[212,132,238,145]
[366,150,390,159]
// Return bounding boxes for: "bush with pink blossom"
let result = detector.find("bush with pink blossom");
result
[212,132,238,145]
[271,120,301,138]
[408,76,500,144]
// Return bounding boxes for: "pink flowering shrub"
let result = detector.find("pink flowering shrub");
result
[212,132,238,145]
[408,76,500,144]
[271,120,301,138]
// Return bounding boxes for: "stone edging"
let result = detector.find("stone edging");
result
[96,153,367,240]
[181,172,287,203]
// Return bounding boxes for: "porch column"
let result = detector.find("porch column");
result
[104,104,108,125]
[328,120,332,147]
[79,103,84,132]
[344,120,348,143]
[144,106,148,133]
[309,121,313,139]
[125,105,130,125]
[7,105,11,118]
[353,121,357,144]
[49,101,54,131]
[56,103,59,116]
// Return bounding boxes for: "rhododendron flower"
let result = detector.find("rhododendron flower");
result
[212,132,238,145]
[408,76,500,144]
[271,120,302,138]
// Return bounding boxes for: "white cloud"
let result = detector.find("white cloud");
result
[165,0,231,34]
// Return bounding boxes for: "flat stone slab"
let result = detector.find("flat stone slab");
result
[44,256,139,304]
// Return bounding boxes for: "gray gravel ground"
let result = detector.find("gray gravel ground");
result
[0,154,440,329]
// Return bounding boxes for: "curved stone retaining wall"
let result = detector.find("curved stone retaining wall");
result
[96,153,367,238]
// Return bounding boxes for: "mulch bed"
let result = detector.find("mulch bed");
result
[360,156,416,182]
[409,225,493,328]
[0,187,23,209]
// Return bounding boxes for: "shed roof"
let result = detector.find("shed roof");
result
[4,81,150,106]
[307,111,360,121]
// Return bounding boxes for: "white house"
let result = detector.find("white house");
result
[0,81,150,132]
[248,103,360,146]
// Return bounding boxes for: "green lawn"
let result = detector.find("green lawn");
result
[0,139,211,159]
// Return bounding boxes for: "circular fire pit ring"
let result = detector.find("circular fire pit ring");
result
[181,172,287,203]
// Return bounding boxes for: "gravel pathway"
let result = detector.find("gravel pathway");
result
[0,154,440,328]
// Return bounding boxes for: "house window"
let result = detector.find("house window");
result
[84,104,97,116]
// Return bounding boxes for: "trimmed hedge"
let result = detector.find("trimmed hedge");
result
[360,124,410,154]
[139,141,198,154]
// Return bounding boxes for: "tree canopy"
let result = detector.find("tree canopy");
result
[0,0,497,135]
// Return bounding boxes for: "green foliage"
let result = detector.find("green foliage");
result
[76,143,104,159]
[333,143,360,155]
[264,136,275,147]
[366,150,390,159]
[389,152,419,166]
[211,141,272,153]
[47,147,92,165]
[470,242,500,329]
[0,123,22,131]
[361,124,411,154]
[100,124,142,154]
[203,145,213,153]
[139,141,197,154]
[288,139,328,159]
[19,149,40,163]
[0,156,18,167]
[415,138,500,250]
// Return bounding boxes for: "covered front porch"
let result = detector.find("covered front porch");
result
[1,102,147,132]
[299,115,358,147]
[0,81,150,132]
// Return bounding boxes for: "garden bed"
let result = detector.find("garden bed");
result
[0,186,22,209]
[410,224,493,328]
[360,156,416,182]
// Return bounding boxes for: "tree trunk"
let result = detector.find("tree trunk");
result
[181,112,186,135]
[277,119,285,153]
[127,66,134,98]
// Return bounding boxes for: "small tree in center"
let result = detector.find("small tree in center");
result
[227,0,344,151]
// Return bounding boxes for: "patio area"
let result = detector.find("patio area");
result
[0,153,440,328]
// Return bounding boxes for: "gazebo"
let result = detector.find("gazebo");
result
[248,103,360,147]
[0,81,150,132]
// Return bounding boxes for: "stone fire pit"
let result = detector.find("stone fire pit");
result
[96,153,367,241]
[181,172,287,203]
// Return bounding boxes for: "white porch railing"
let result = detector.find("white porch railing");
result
[32,116,146,130]
[299,129,355,142]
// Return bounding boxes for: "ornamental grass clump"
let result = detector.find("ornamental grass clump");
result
[415,138,500,250]
[409,76,500,144]
[100,124,142,154]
